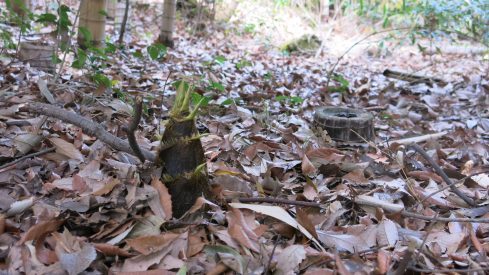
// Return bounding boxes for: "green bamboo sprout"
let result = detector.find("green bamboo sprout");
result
[158,81,210,218]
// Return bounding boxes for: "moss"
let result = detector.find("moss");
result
[282,34,321,53]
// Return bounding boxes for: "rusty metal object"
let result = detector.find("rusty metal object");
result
[313,106,375,143]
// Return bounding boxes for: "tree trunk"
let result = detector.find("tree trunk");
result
[320,0,329,22]
[158,0,177,48]
[77,0,107,49]
[117,0,130,44]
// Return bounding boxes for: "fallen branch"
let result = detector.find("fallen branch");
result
[21,102,156,162]
[226,197,325,208]
[407,143,476,207]
[382,69,446,85]
[400,211,489,223]
[408,265,489,273]
[124,97,146,163]
[0,147,55,171]
[228,196,489,223]
[383,131,447,146]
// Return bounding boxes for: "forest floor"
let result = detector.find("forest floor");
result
[1,1,488,274]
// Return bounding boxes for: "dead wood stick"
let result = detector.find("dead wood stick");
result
[21,102,156,162]
[230,197,489,223]
[383,131,447,146]
[383,69,445,84]
[0,147,55,171]
[409,265,489,273]
[407,143,476,207]
[226,197,325,208]
[124,97,146,163]
[399,211,489,223]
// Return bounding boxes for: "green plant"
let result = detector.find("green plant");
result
[346,0,489,46]
[330,73,350,93]
[147,43,167,60]
[1,0,33,53]
[207,81,225,92]
[243,23,256,34]
[275,95,304,105]
[236,59,252,70]
[213,55,227,65]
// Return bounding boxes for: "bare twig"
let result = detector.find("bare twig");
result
[407,143,476,207]
[124,97,146,162]
[0,147,55,171]
[226,197,325,208]
[265,236,281,275]
[383,69,446,84]
[21,102,156,162]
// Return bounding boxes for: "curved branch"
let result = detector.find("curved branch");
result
[124,97,146,162]
[21,102,156,162]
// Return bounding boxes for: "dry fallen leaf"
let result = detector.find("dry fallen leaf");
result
[58,243,97,275]
[229,203,324,250]
[49,137,84,161]
[274,245,307,275]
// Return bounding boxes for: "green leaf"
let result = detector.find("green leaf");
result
[78,26,92,45]
[275,95,288,102]
[214,55,227,65]
[236,59,252,70]
[133,50,143,59]
[58,5,71,30]
[147,44,167,60]
[333,74,349,88]
[92,73,112,88]
[104,43,116,54]
[220,98,233,105]
[71,49,87,69]
[263,71,273,80]
[290,96,304,104]
[51,54,62,64]
[36,13,57,23]
[417,43,427,53]
[209,81,225,92]
[191,92,210,107]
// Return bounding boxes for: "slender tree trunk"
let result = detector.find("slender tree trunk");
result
[77,0,107,49]
[320,0,329,22]
[118,0,130,44]
[158,0,177,48]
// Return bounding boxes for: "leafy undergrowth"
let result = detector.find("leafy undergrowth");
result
[1,1,489,274]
